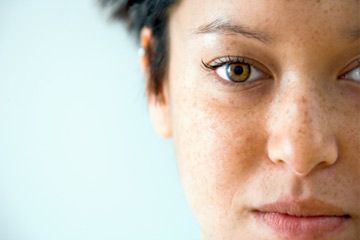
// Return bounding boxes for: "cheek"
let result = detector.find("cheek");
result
[170,87,267,216]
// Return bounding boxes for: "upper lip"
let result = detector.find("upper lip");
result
[254,198,350,217]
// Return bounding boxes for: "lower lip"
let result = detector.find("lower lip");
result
[254,211,349,238]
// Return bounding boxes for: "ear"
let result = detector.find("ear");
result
[139,27,173,138]
[148,94,172,138]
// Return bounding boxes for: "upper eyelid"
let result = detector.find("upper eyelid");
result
[340,58,360,75]
[201,55,262,72]
[205,55,247,67]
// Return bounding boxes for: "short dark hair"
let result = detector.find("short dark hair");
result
[100,0,178,99]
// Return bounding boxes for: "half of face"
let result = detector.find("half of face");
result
[144,0,360,239]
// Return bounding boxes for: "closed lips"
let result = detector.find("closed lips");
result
[252,198,351,238]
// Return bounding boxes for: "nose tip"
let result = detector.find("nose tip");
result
[267,135,338,177]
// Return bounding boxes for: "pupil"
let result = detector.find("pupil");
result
[234,65,244,75]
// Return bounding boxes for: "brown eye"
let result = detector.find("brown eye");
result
[211,57,269,83]
[226,63,251,82]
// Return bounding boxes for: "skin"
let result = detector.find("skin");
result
[141,0,360,239]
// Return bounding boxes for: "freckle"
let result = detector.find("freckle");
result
[298,128,305,135]
[301,96,307,104]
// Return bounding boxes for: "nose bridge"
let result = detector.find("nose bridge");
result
[267,76,338,176]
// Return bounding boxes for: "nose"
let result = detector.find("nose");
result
[266,79,339,177]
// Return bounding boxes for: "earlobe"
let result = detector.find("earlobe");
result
[149,98,173,138]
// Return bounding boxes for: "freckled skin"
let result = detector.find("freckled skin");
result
[148,0,360,239]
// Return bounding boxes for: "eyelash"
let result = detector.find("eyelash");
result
[201,55,270,88]
[202,55,249,70]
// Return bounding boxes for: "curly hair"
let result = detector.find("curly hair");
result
[100,0,178,98]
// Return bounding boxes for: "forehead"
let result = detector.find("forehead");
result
[170,0,360,43]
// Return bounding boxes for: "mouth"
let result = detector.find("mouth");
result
[252,198,351,238]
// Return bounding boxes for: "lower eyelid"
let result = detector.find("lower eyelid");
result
[209,70,271,92]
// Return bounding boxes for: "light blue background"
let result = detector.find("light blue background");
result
[0,1,199,239]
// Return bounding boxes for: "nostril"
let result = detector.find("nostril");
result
[267,134,339,177]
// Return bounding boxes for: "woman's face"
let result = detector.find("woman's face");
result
[149,0,360,239]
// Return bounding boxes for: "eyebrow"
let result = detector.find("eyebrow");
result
[193,18,272,43]
[194,19,360,43]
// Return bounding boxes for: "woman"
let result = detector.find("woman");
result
[102,0,360,239]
